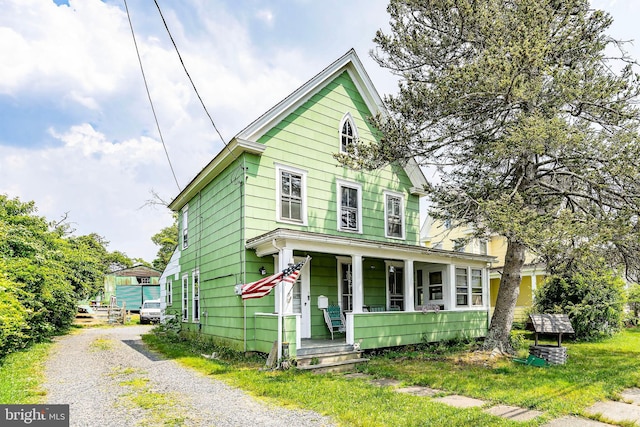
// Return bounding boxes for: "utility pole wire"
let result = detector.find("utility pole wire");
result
[153,0,237,160]
[123,0,182,192]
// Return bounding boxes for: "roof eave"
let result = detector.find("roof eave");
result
[168,138,266,211]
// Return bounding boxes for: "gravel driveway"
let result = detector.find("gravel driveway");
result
[44,325,335,427]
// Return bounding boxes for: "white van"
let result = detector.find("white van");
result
[140,299,162,324]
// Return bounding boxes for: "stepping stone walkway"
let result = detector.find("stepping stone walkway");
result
[349,373,637,426]
[586,399,640,425]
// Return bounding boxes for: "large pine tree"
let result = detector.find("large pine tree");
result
[339,0,640,351]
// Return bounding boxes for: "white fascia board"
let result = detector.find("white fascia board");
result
[236,49,384,143]
[168,138,265,211]
[247,229,495,267]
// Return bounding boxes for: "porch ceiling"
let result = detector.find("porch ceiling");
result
[246,228,496,266]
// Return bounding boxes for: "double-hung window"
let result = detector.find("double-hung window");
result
[192,271,200,322]
[337,180,362,233]
[384,191,405,239]
[181,274,188,322]
[181,205,189,249]
[276,164,307,224]
[456,267,484,307]
[165,280,172,306]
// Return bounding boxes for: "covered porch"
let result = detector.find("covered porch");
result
[246,228,494,356]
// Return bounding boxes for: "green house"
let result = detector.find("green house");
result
[164,49,494,357]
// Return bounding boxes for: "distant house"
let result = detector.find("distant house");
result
[163,49,495,357]
[421,217,545,322]
[103,265,162,311]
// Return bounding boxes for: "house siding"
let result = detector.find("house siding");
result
[352,311,488,350]
[244,71,420,245]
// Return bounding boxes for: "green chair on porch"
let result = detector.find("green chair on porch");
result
[323,304,346,340]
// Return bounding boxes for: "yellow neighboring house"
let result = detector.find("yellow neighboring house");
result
[420,217,545,322]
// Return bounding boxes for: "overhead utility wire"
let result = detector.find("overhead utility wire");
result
[153,0,235,160]
[123,0,181,192]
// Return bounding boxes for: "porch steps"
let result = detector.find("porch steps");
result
[296,342,368,374]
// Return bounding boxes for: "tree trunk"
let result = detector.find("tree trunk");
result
[482,238,527,353]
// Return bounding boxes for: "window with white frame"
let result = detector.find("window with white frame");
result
[276,164,307,224]
[192,271,200,322]
[388,265,404,311]
[384,191,405,239]
[340,113,357,153]
[428,271,445,309]
[456,268,468,306]
[415,270,424,306]
[165,280,172,306]
[182,205,189,249]
[455,267,484,307]
[181,274,188,321]
[337,180,362,233]
[471,269,483,305]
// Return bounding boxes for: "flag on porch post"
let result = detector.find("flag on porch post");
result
[241,256,309,300]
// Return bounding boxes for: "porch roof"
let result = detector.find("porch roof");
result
[246,228,496,266]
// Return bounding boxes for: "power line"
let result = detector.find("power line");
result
[152,0,236,160]
[123,0,181,192]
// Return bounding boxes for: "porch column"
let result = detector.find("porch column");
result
[277,247,293,362]
[447,263,457,309]
[352,254,364,313]
[404,259,415,312]
[277,248,294,314]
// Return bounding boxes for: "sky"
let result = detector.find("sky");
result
[0,0,638,263]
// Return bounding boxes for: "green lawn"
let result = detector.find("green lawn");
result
[141,327,640,427]
[4,327,639,426]
[362,329,640,418]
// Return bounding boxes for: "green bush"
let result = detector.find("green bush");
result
[534,269,626,341]
[0,278,30,358]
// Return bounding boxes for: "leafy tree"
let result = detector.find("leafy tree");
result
[339,0,640,351]
[151,216,177,271]
[0,194,134,358]
[534,265,626,340]
[628,283,640,322]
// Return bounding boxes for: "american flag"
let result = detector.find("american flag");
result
[241,257,309,300]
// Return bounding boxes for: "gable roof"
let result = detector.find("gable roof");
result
[169,49,428,211]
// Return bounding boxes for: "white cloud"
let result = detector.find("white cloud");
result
[256,9,275,27]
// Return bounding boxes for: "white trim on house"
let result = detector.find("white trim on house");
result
[384,190,406,240]
[339,112,358,154]
[275,163,308,226]
[336,179,363,234]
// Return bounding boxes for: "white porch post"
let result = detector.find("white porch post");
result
[447,263,457,309]
[352,254,364,313]
[277,247,293,361]
[404,259,415,312]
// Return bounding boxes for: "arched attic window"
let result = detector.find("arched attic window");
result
[340,113,358,153]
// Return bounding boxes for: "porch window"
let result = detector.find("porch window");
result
[471,269,483,305]
[337,180,362,233]
[276,164,307,224]
[416,269,424,306]
[181,274,188,321]
[384,191,404,239]
[456,268,468,306]
[340,263,353,311]
[340,113,358,153]
[192,271,200,322]
[388,266,404,310]
[182,205,189,249]
[428,271,444,302]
